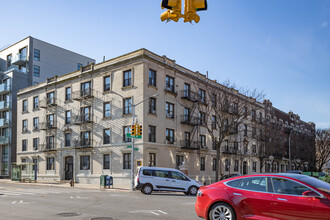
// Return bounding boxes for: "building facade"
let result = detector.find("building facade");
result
[0,36,95,178]
[16,49,315,187]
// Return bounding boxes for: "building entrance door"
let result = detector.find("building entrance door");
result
[243,162,248,175]
[65,156,73,180]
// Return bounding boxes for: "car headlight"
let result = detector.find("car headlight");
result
[197,190,203,197]
[196,181,203,186]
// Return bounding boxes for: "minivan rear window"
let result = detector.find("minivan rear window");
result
[143,169,154,176]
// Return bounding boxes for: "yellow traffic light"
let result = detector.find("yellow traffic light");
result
[131,125,136,136]
[161,0,183,22]
[184,0,207,23]
[137,125,143,136]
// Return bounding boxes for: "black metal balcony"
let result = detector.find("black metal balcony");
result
[180,90,197,102]
[222,147,236,154]
[72,114,93,125]
[73,139,94,149]
[40,98,57,108]
[39,143,57,152]
[181,115,199,126]
[72,88,94,100]
[180,140,198,149]
[40,121,57,130]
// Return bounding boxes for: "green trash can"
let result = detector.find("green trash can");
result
[100,175,108,188]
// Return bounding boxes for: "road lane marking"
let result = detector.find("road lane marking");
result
[129,210,168,216]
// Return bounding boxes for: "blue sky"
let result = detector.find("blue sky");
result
[1,0,329,129]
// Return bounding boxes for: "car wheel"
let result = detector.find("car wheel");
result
[188,186,198,196]
[209,202,236,220]
[142,184,153,195]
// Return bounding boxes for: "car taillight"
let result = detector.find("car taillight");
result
[197,190,203,197]
[137,172,140,182]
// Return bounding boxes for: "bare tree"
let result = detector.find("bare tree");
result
[192,79,264,181]
[315,129,330,172]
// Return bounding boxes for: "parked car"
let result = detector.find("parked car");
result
[195,173,330,220]
[134,166,203,195]
[220,174,242,180]
[286,170,303,174]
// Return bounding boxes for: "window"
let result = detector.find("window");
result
[165,75,175,92]
[166,102,174,118]
[22,100,28,112]
[47,114,55,127]
[154,170,169,178]
[225,159,230,171]
[234,141,238,152]
[199,89,206,103]
[123,97,132,114]
[65,87,71,101]
[212,115,217,129]
[199,111,205,125]
[123,70,132,87]
[176,155,183,169]
[200,157,205,171]
[149,153,156,167]
[81,81,91,96]
[148,126,156,142]
[200,135,206,148]
[34,49,40,61]
[33,65,40,77]
[22,140,27,151]
[33,138,39,150]
[166,128,174,144]
[253,162,257,172]
[233,103,238,114]
[47,92,55,105]
[244,106,248,118]
[123,153,131,169]
[46,157,55,170]
[80,131,91,146]
[184,83,190,97]
[123,126,132,142]
[149,98,156,114]
[65,111,71,124]
[77,63,83,71]
[171,171,189,181]
[80,155,90,170]
[244,124,248,136]
[19,47,27,60]
[252,127,256,137]
[183,108,190,121]
[7,54,12,68]
[234,160,239,172]
[211,93,217,107]
[104,102,111,118]
[22,120,28,132]
[224,119,228,132]
[103,154,110,169]
[81,106,91,122]
[103,129,110,144]
[149,69,156,87]
[46,136,54,149]
[238,177,267,192]
[65,133,71,147]
[33,96,39,109]
[184,132,191,147]
[224,140,229,152]
[104,76,110,91]
[251,110,256,121]
[33,117,39,130]
[212,158,217,171]
[271,178,309,195]
[252,145,257,154]
[244,143,248,154]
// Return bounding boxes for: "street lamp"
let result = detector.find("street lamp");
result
[110,91,158,191]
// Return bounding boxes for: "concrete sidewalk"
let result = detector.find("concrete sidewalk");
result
[0,179,130,191]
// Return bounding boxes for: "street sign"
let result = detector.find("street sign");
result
[126,133,142,139]
[127,145,138,151]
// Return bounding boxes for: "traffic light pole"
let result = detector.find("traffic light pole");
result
[131,105,135,191]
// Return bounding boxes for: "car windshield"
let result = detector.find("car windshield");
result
[294,175,330,194]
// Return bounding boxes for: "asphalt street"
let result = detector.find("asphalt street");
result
[0,182,200,220]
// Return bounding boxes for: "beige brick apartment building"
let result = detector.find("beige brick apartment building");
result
[16,49,315,187]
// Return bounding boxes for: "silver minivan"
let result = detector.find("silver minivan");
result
[134,167,203,195]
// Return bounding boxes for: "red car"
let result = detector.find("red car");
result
[195,173,330,220]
